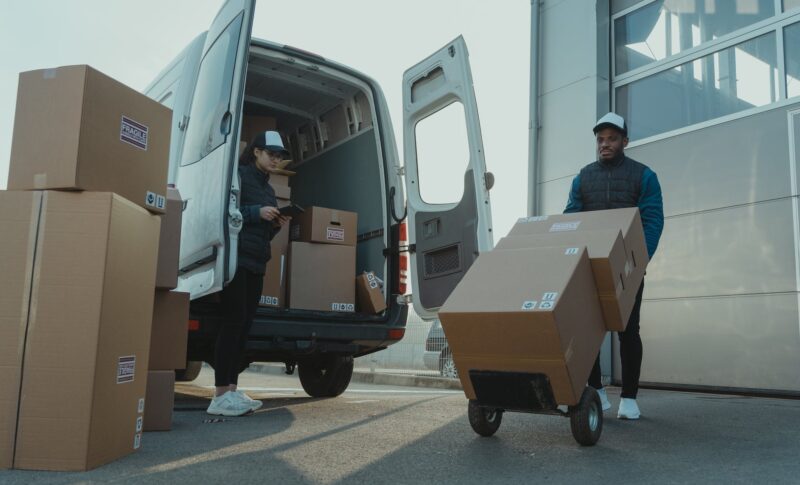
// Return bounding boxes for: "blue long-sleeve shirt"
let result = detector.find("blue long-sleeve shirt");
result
[564,168,664,259]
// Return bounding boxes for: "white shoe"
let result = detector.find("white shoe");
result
[207,391,254,416]
[596,387,611,411]
[235,390,263,411]
[617,397,641,420]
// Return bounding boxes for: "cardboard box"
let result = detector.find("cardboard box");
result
[260,224,290,308]
[439,246,606,406]
[143,371,175,432]
[0,191,43,470]
[356,272,387,314]
[155,188,183,289]
[288,242,356,312]
[241,115,277,144]
[495,230,635,331]
[149,290,190,371]
[8,65,171,214]
[9,191,160,471]
[290,206,358,246]
[271,179,291,200]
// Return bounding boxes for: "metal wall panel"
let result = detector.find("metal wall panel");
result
[646,198,797,299]
[540,0,601,95]
[537,176,574,218]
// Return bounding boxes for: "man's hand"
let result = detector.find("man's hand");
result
[259,206,280,221]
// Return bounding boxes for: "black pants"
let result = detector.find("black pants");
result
[589,281,644,399]
[214,268,264,387]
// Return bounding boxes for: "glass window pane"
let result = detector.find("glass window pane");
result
[615,0,775,75]
[616,32,778,140]
[415,102,470,205]
[181,14,243,166]
[785,0,800,12]
[787,23,800,98]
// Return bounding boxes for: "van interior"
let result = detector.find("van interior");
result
[241,44,389,316]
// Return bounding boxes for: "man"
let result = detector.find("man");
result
[564,112,664,420]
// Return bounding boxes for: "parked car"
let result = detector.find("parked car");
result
[423,320,458,378]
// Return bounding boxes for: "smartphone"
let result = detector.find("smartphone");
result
[278,203,304,218]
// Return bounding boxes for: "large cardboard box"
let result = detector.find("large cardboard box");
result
[496,230,635,330]
[439,246,606,406]
[241,115,277,144]
[155,188,183,289]
[0,192,43,470]
[288,242,356,312]
[143,371,175,432]
[290,206,358,246]
[7,191,160,471]
[356,272,387,314]
[149,290,190,371]
[8,65,171,214]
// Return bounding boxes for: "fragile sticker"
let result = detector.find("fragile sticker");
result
[145,191,157,208]
[136,416,143,433]
[521,301,538,311]
[138,398,145,414]
[156,194,166,210]
[564,247,580,255]
[549,221,581,232]
[538,301,555,310]
[518,215,549,223]
[331,303,355,312]
[260,296,279,306]
[117,356,136,384]
[542,292,558,301]
[120,116,149,150]
[369,280,379,289]
[133,433,142,450]
[326,227,345,241]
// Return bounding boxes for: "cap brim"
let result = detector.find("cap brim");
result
[264,145,291,157]
[593,122,626,135]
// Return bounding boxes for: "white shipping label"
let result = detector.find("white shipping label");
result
[136,416,143,433]
[366,273,376,282]
[326,226,345,241]
[155,194,166,210]
[542,292,558,301]
[260,295,279,306]
[369,280,379,289]
[145,191,157,208]
[549,221,581,232]
[133,433,142,450]
[332,303,355,312]
[538,301,555,310]
[521,301,538,311]
[138,398,145,414]
[564,247,580,255]
[120,116,149,150]
[517,215,549,224]
[117,356,136,384]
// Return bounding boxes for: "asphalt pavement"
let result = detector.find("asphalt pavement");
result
[3,368,800,484]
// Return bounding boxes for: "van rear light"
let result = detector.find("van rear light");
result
[188,319,200,331]
[388,328,405,340]
[398,221,409,295]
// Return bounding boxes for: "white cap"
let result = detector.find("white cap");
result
[254,130,290,157]
[593,112,627,136]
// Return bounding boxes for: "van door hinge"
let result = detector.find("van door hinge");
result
[383,243,415,256]
[178,115,189,131]
[396,166,406,176]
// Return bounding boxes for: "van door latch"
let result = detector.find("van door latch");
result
[383,244,415,256]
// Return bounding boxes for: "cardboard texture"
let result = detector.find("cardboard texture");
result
[8,65,171,214]
[143,371,175,432]
[11,191,160,471]
[269,173,290,188]
[496,230,635,331]
[241,115,277,144]
[290,206,358,246]
[438,246,606,406]
[288,242,356,312]
[149,291,190,371]
[260,225,290,308]
[155,188,182,289]
[0,191,43,470]
[356,272,387,314]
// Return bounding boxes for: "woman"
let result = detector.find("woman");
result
[206,130,291,416]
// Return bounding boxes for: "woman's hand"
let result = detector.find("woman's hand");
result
[259,206,280,221]
[273,215,291,227]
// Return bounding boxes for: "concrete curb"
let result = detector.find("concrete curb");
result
[249,363,463,391]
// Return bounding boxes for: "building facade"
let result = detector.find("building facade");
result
[532,0,800,394]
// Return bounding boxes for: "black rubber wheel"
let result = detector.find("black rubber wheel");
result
[569,387,603,446]
[468,400,503,437]
[298,356,354,397]
[174,360,203,382]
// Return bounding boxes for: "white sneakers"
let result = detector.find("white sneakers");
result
[596,387,612,411]
[617,397,641,420]
[207,390,262,416]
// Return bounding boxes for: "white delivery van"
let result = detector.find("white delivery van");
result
[144,0,493,396]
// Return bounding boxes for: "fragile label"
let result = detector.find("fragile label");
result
[260,295,279,306]
[332,303,355,312]
[564,247,580,255]
[518,216,549,223]
[117,356,136,384]
[521,301,538,311]
[538,301,555,310]
[120,116,149,150]
[155,194,166,210]
[549,221,581,232]
[326,227,345,241]
[138,398,145,414]
[136,416,143,433]
[145,191,157,209]
[542,292,558,301]
[369,280,379,289]
[133,433,142,450]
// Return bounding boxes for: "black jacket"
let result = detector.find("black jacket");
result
[237,163,280,274]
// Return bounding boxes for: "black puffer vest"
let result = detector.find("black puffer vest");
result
[237,163,277,274]
[578,155,646,211]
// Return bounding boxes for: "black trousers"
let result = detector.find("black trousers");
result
[214,267,264,387]
[589,281,645,399]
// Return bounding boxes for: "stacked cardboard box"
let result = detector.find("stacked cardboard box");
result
[288,207,358,312]
[439,208,649,407]
[259,172,293,308]
[1,65,171,471]
[356,271,387,314]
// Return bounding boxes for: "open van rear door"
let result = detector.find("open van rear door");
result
[402,36,494,320]
[175,0,255,299]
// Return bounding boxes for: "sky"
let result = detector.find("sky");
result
[0,0,531,240]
